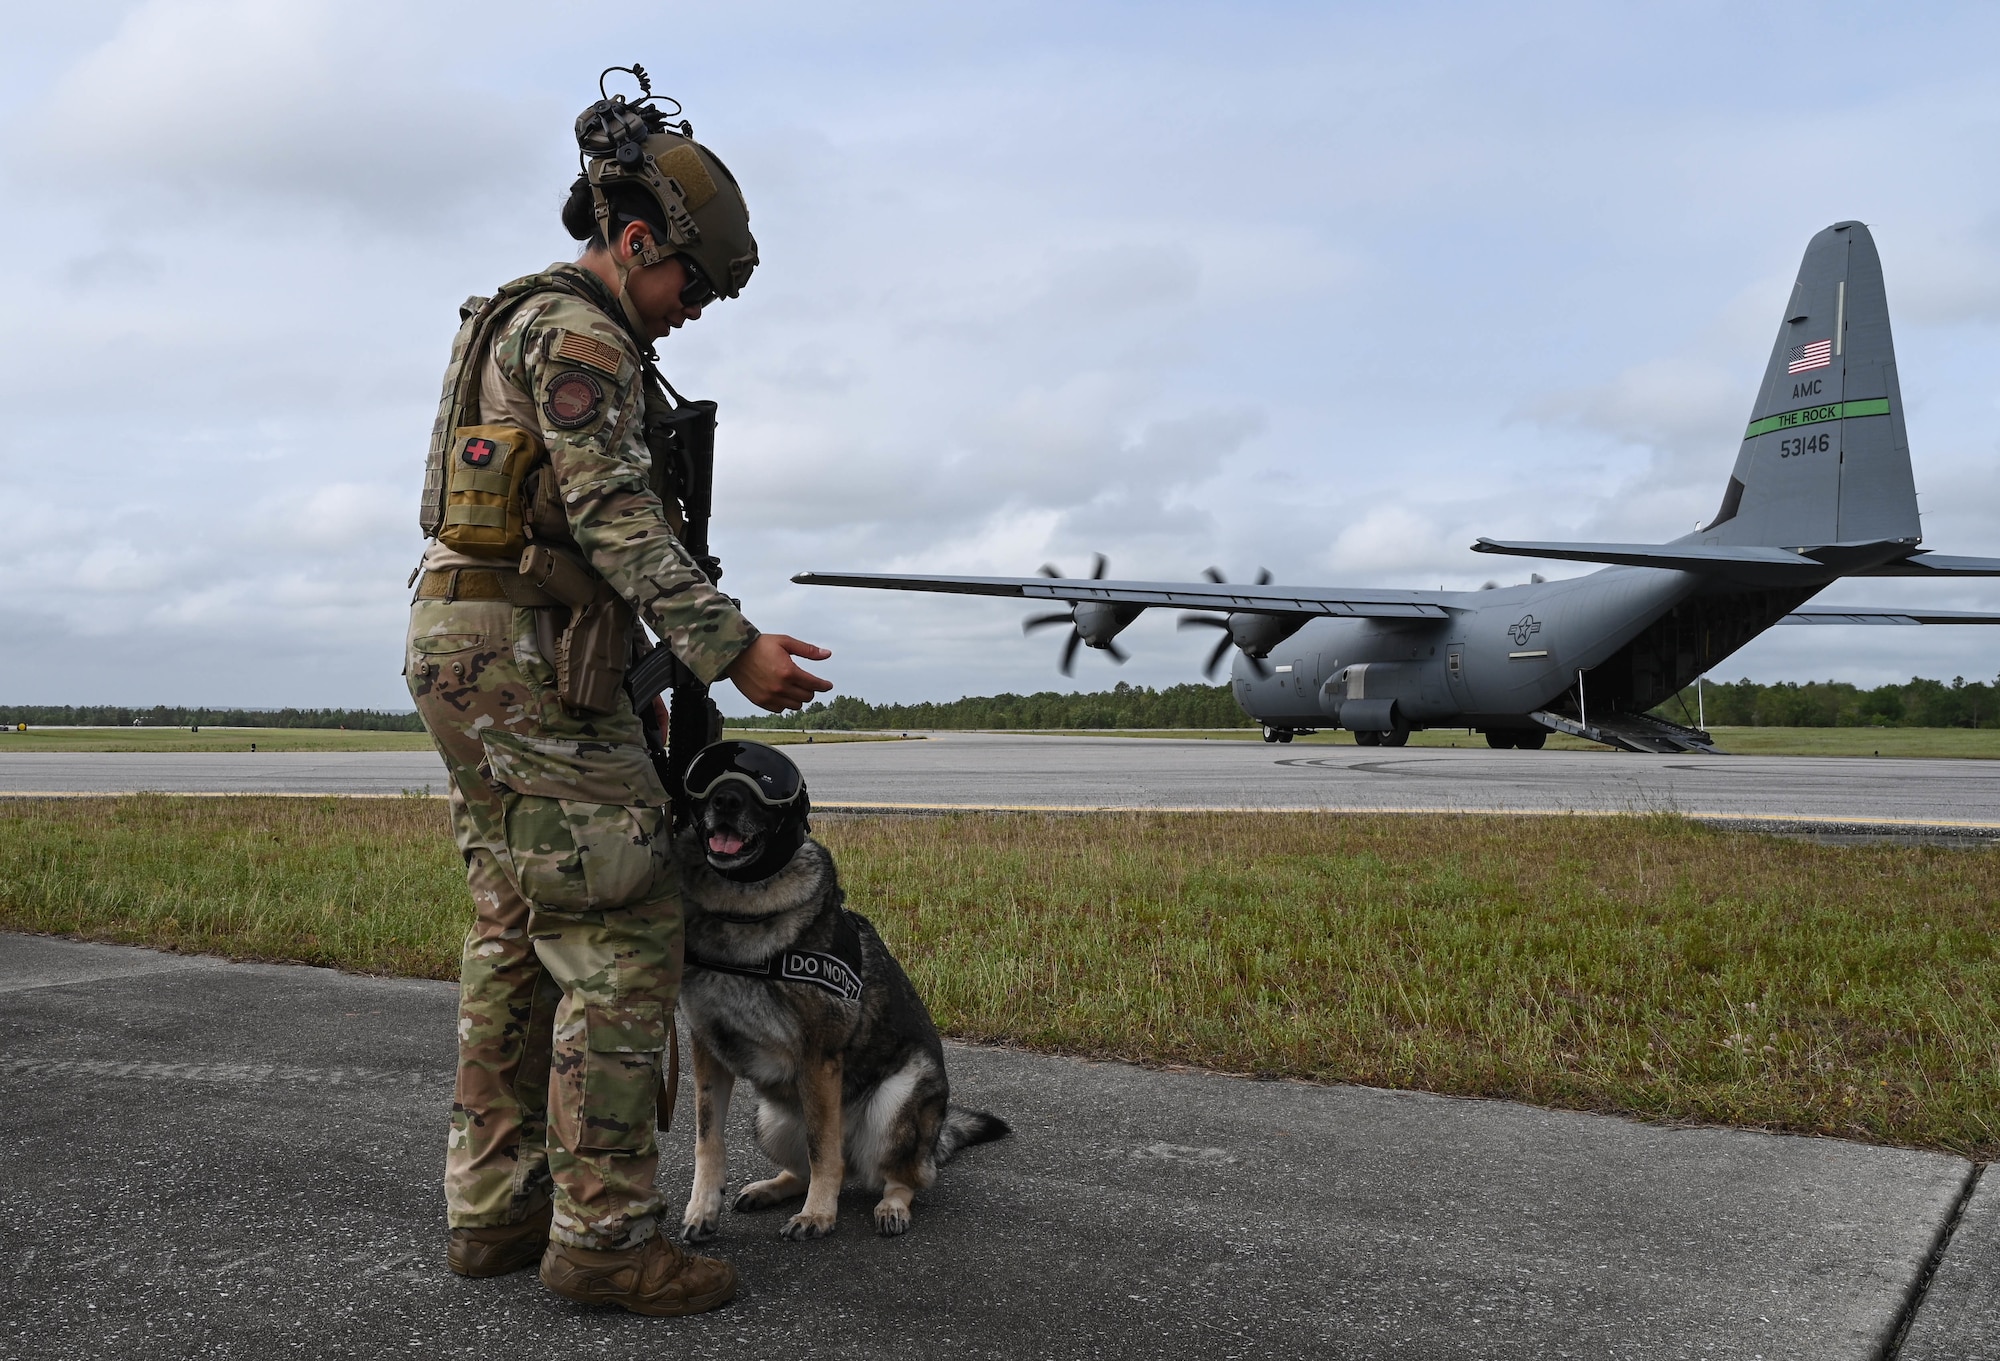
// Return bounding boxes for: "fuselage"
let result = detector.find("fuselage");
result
[1230,564,1827,732]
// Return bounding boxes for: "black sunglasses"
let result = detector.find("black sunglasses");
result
[684,740,805,805]
[677,256,718,309]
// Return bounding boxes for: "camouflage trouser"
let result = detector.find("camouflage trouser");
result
[406,597,680,1251]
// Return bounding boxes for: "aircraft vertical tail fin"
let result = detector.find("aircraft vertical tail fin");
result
[1700,222,1918,549]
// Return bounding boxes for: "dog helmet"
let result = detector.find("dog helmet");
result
[568,65,758,331]
[684,739,811,883]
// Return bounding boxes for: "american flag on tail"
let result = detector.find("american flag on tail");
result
[1788,339,1833,374]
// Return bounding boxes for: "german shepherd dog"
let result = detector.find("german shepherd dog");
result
[676,774,1009,1241]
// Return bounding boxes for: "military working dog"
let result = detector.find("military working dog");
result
[675,741,1008,1241]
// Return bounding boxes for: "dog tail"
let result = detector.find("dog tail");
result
[937,1106,1011,1163]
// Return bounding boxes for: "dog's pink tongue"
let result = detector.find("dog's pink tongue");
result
[707,832,746,857]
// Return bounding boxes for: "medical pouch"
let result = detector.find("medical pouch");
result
[439,424,542,557]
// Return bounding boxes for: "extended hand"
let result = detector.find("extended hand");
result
[727,634,834,713]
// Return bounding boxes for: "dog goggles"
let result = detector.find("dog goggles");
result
[683,739,806,806]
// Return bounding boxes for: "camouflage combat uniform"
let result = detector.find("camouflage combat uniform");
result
[406,262,756,1251]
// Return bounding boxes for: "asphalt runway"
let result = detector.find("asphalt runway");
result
[6,733,2000,827]
[4,934,1991,1359]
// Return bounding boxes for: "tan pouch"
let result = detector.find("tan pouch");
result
[439,424,542,558]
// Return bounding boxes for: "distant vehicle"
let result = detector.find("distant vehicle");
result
[800,223,2000,752]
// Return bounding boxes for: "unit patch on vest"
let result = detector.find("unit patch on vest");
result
[460,436,498,467]
[543,370,605,430]
[551,328,625,377]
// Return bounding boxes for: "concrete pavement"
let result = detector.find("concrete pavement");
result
[0,933,1988,1359]
[5,733,2000,828]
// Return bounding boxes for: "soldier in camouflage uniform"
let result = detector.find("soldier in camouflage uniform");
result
[406,76,830,1316]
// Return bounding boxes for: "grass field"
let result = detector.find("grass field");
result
[1015,726,2000,758]
[0,727,904,753]
[4,796,1994,1158]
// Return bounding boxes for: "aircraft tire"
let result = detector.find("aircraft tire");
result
[1485,730,1516,749]
[1515,730,1547,750]
[1261,726,1280,744]
[1379,729,1409,748]
[1354,730,1381,747]
[1277,730,1294,743]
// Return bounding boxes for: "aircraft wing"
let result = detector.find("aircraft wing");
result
[791,571,1452,619]
[1778,606,2000,625]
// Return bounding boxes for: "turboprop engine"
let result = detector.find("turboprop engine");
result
[1175,567,1308,678]
[1022,554,1145,674]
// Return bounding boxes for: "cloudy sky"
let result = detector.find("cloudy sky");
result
[6,1,2000,713]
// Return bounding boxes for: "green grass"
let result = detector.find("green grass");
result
[0,727,437,752]
[0,726,906,753]
[4,796,1994,1156]
[1697,726,2000,759]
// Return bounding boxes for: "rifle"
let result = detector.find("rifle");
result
[627,380,724,828]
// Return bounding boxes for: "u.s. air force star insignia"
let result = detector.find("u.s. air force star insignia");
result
[543,370,605,430]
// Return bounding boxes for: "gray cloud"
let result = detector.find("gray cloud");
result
[7,1,2000,710]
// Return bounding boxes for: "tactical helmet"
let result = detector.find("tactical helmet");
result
[570,65,758,317]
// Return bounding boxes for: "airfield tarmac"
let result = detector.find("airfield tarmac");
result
[4,933,1992,1359]
[4,732,2000,828]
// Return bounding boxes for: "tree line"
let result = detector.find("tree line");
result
[1653,676,2000,729]
[8,675,2000,732]
[733,682,1255,731]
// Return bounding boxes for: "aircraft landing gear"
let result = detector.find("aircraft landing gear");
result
[1354,730,1381,747]
[1486,730,1516,749]
[1379,729,1409,747]
[1262,725,1295,744]
[1515,729,1547,750]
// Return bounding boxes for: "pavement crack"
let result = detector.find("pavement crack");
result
[1881,1160,1983,1359]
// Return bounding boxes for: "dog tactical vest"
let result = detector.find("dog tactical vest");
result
[686,907,865,1003]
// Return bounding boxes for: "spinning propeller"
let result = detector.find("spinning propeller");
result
[1177,567,1274,679]
[1023,554,1132,675]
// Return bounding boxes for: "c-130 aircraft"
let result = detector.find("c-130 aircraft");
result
[798,223,2000,753]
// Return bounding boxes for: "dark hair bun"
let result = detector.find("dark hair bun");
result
[561,174,596,241]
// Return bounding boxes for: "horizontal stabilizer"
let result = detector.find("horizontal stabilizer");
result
[1471,538,1814,571]
[792,571,1451,619]
[1779,606,2000,625]
[1856,553,2000,577]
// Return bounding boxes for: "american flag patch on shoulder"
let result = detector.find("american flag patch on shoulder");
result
[1788,339,1833,374]
[552,329,625,377]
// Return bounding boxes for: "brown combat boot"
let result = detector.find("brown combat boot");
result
[540,1232,738,1317]
[447,1201,553,1278]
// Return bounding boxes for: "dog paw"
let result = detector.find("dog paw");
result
[732,1184,787,1213]
[681,1213,720,1243]
[872,1203,911,1237]
[779,1210,837,1240]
